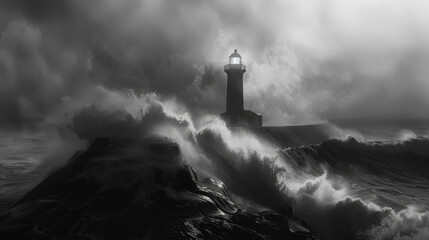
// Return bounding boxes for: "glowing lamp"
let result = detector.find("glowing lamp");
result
[229,49,241,64]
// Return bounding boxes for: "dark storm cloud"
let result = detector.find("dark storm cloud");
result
[0,0,253,127]
[1,0,429,128]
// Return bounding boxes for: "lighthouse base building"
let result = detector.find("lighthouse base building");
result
[221,110,262,128]
[220,50,262,128]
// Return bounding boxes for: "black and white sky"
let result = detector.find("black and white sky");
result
[1,0,429,126]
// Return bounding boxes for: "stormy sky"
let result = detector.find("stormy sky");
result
[1,0,429,127]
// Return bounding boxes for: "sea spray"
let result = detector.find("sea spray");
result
[2,88,429,239]
[65,89,429,239]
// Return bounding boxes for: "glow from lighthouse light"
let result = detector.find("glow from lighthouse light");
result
[230,57,241,64]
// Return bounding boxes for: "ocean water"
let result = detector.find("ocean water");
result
[260,120,429,211]
[1,120,429,239]
[323,120,429,211]
[0,134,48,209]
[0,131,84,210]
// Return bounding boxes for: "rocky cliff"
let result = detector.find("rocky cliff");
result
[0,137,318,240]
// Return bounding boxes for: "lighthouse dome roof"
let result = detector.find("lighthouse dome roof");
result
[229,49,241,58]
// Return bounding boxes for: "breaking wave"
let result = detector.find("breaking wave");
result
[279,137,429,239]
[1,89,429,239]
[132,100,429,240]
[153,116,429,239]
[195,128,429,239]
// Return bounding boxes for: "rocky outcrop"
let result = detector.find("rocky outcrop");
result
[0,137,318,240]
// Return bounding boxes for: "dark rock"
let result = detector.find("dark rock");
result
[0,137,318,240]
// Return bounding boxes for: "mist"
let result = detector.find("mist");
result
[0,0,429,128]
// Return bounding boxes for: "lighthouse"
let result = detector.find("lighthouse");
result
[221,50,262,127]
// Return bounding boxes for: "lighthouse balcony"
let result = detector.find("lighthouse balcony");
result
[224,64,246,71]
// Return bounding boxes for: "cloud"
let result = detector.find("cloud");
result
[1,0,429,129]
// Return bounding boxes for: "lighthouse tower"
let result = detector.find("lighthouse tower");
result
[221,50,262,127]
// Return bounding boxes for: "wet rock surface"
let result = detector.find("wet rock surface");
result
[0,137,318,240]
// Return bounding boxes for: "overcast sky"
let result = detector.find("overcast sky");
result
[1,0,429,127]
